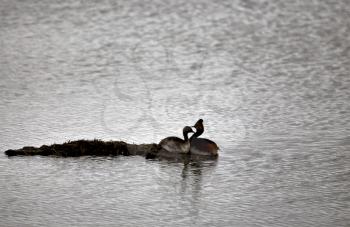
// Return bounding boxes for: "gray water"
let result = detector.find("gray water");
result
[1,0,349,226]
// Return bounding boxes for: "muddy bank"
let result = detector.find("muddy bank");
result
[4,140,159,158]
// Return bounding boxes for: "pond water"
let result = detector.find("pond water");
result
[0,0,349,226]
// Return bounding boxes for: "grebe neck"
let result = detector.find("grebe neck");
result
[190,130,202,141]
[183,131,190,141]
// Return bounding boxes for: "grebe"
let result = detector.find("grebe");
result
[159,126,194,154]
[190,119,219,156]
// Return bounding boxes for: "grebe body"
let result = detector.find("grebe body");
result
[159,126,194,154]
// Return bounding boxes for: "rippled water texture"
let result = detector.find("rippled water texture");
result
[1,0,349,226]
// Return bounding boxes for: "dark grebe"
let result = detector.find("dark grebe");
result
[159,126,194,154]
[190,119,219,156]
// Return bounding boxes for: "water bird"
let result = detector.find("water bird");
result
[158,126,194,154]
[190,119,219,156]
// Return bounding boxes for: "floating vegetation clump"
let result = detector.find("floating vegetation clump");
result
[5,140,159,158]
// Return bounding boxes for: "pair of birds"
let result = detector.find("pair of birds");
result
[159,119,219,156]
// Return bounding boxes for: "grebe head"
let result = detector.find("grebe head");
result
[192,119,204,136]
[194,119,203,125]
[183,126,194,134]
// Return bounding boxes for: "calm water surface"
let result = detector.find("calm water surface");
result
[1,0,349,226]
